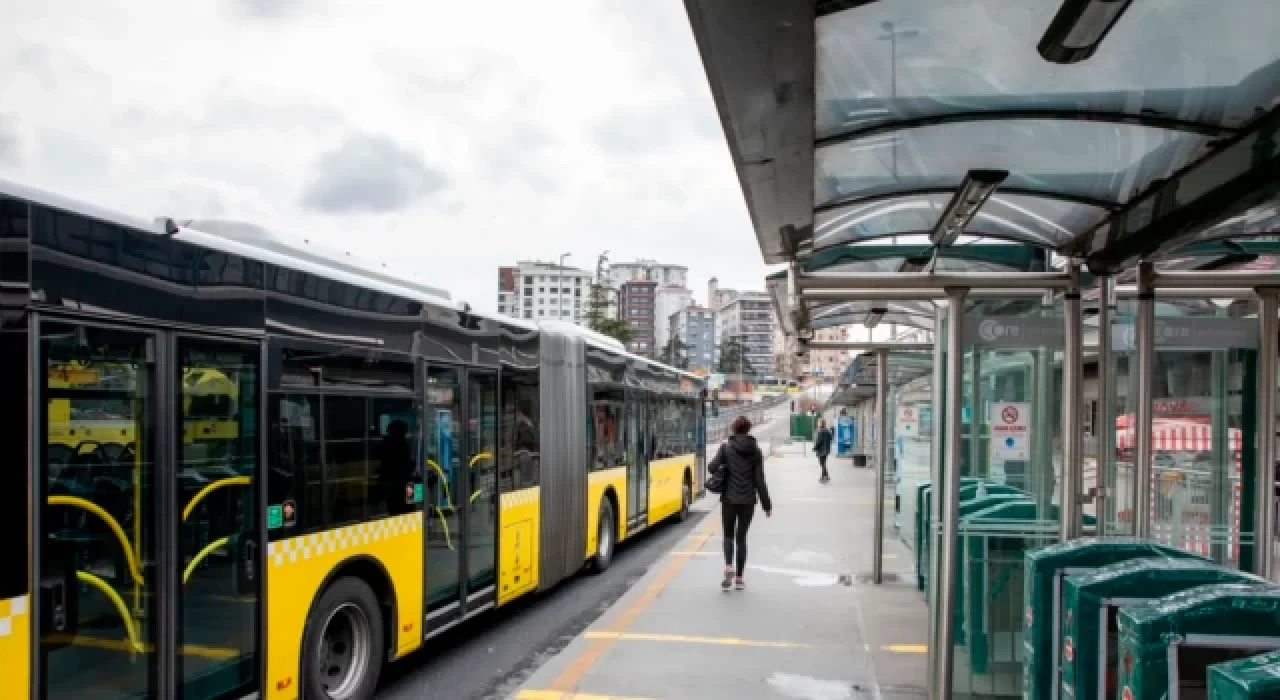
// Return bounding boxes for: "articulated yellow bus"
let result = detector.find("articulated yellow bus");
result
[0,183,706,700]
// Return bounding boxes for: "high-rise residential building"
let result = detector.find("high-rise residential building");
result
[805,326,851,378]
[715,291,775,378]
[620,279,658,356]
[670,306,716,372]
[654,284,693,349]
[496,260,594,324]
[707,276,740,312]
[608,259,688,288]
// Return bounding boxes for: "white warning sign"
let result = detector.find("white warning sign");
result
[989,401,1031,460]
[896,406,920,437]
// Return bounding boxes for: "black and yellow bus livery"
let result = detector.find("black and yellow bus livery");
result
[0,182,705,700]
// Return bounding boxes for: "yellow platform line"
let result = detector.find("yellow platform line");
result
[516,692,657,700]
[584,631,809,648]
[545,516,719,693]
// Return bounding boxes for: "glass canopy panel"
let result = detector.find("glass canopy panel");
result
[815,120,1210,208]
[815,0,1280,139]
[815,253,1034,275]
[809,310,933,331]
[814,192,1109,249]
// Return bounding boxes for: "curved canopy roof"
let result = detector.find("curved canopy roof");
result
[685,0,1280,276]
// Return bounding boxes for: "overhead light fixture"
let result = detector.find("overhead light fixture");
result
[929,169,1008,247]
[1038,0,1133,64]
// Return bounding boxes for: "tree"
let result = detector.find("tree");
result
[660,334,689,369]
[595,317,633,344]
[716,336,755,377]
[582,281,613,330]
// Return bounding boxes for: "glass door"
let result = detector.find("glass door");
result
[465,371,498,595]
[38,322,264,700]
[175,337,261,700]
[40,321,160,700]
[626,394,648,527]
[424,366,464,611]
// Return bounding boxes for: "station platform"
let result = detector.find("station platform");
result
[513,442,929,700]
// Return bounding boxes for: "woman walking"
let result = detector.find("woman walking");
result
[813,418,833,484]
[708,415,772,590]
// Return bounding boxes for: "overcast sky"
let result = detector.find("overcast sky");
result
[0,0,771,311]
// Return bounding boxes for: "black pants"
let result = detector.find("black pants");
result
[721,503,756,576]
[818,454,829,479]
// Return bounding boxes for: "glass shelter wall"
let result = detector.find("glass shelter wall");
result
[938,305,1067,698]
[1105,304,1262,570]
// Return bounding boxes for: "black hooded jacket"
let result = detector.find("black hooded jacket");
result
[709,434,772,511]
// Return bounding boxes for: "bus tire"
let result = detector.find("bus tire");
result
[302,576,385,700]
[592,498,616,573]
[675,472,692,522]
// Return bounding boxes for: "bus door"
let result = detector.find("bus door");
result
[463,370,498,606]
[36,318,262,700]
[625,393,649,530]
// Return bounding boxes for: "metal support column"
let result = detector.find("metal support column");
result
[926,303,946,697]
[970,350,982,482]
[1096,277,1113,534]
[1255,291,1277,578]
[935,287,968,696]
[1062,266,1084,539]
[1134,262,1156,537]
[875,347,889,584]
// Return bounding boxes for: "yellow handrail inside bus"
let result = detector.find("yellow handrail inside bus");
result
[469,452,492,467]
[75,570,144,656]
[47,495,144,585]
[183,536,231,584]
[470,489,483,504]
[426,459,454,508]
[183,476,252,521]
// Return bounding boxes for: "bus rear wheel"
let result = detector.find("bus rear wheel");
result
[303,576,385,700]
[675,475,691,522]
[592,498,616,573]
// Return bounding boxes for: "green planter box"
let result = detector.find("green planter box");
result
[1118,584,1280,700]
[1208,649,1280,699]
[1022,538,1204,700]
[1060,557,1261,700]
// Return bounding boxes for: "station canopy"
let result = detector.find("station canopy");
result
[685,0,1280,334]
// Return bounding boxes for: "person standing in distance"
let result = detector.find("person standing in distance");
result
[708,415,772,590]
[813,418,833,484]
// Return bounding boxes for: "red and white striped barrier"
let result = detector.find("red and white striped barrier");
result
[1116,420,1243,452]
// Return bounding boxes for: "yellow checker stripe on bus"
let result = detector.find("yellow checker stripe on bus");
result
[266,513,422,567]
[501,488,540,509]
[0,595,30,700]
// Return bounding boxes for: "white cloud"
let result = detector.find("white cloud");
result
[0,0,766,310]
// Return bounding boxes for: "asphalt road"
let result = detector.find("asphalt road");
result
[374,402,794,700]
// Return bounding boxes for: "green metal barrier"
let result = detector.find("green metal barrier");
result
[1060,557,1262,700]
[1118,584,1280,700]
[915,479,982,590]
[1208,648,1280,699]
[960,499,1054,685]
[1022,537,1205,700]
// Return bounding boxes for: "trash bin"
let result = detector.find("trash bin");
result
[1060,557,1262,700]
[1118,584,1280,700]
[1207,648,1280,699]
[1022,537,1205,700]
[853,453,868,468]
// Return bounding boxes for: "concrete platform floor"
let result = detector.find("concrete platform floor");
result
[512,443,929,700]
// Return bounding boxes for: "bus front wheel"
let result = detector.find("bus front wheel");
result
[302,576,385,700]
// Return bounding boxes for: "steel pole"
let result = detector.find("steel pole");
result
[1062,267,1084,539]
[1096,277,1114,535]
[874,348,889,584]
[1254,291,1277,578]
[936,287,968,696]
[926,303,945,697]
[1134,263,1156,538]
